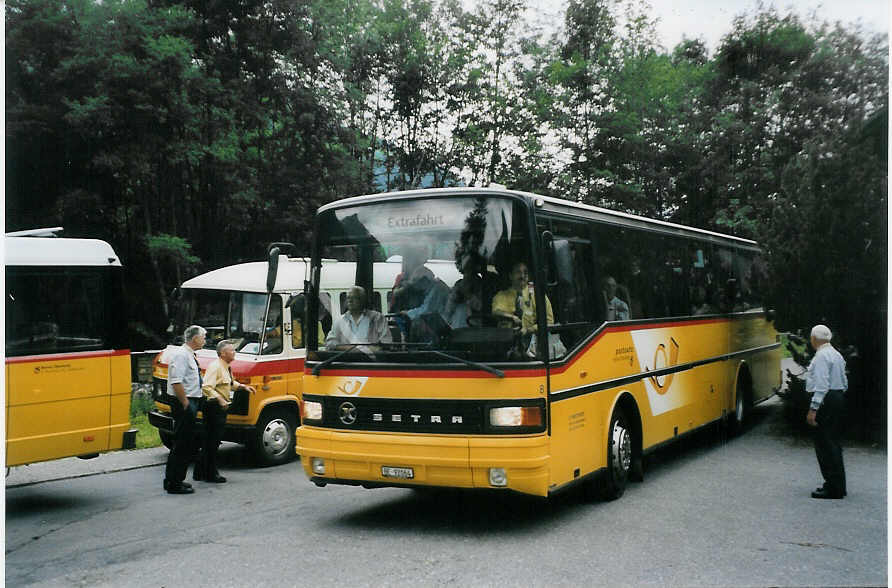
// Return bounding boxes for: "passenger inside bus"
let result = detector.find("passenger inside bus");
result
[492,262,554,356]
[325,286,391,350]
[261,303,284,355]
[390,247,450,343]
[603,276,631,321]
[443,252,498,329]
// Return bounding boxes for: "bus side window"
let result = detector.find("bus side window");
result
[541,217,599,354]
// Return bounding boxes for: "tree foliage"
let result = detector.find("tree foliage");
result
[6,0,887,435]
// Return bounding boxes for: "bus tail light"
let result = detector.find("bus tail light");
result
[489,406,543,428]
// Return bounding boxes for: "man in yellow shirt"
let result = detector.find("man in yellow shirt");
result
[196,340,255,483]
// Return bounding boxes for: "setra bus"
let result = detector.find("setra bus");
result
[296,188,782,499]
[150,250,458,465]
[5,228,136,467]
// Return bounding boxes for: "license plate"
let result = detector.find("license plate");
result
[381,466,414,479]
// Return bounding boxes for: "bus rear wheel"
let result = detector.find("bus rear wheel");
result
[251,409,296,466]
[600,406,631,500]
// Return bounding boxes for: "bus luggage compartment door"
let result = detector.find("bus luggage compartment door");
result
[6,353,114,466]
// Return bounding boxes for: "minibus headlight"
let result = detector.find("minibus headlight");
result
[311,458,325,475]
[489,406,543,427]
[304,400,323,422]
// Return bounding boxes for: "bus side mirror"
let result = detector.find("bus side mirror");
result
[267,247,280,293]
[543,231,574,288]
[542,231,556,286]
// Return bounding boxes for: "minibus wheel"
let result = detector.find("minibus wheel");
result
[251,408,296,466]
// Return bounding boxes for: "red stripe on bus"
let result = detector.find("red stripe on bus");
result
[302,366,545,379]
[223,357,305,378]
[6,349,131,364]
[302,316,736,379]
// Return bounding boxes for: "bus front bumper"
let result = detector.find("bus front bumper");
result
[296,426,550,497]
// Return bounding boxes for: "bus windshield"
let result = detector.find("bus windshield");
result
[176,289,283,356]
[312,195,539,364]
[6,266,120,356]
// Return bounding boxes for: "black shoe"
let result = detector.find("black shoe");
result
[815,486,846,497]
[207,474,227,483]
[163,480,193,491]
[811,489,844,499]
[166,483,195,495]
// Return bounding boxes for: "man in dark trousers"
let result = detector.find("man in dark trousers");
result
[163,325,207,495]
[805,324,849,499]
[196,340,255,483]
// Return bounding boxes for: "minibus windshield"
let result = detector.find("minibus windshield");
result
[177,289,283,355]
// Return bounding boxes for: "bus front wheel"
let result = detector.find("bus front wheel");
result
[599,406,631,500]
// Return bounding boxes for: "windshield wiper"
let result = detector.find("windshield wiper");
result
[312,343,504,378]
[426,349,504,378]
[311,343,371,376]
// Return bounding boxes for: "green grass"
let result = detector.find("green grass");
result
[130,392,162,449]
[780,333,806,360]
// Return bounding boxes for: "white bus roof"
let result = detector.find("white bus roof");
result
[182,257,312,293]
[181,256,460,294]
[4,236,122,267]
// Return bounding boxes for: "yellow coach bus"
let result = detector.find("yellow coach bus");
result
[5,228,136,467]
[296,188,781,499]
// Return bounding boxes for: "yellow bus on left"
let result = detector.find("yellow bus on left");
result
[5,227,136,467]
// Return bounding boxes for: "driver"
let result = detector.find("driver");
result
[325,286,391,350]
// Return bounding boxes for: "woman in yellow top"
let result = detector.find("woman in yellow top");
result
[491,262,554,355]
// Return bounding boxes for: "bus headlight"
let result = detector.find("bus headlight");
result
[489,406,543,428]
[311,457,325,475]
[304,400,323,422]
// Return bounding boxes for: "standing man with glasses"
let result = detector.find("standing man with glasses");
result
[163,325,206,495]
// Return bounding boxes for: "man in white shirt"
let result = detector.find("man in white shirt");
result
[603,276,630,321]
[164,325,206,495]
[805,324,849,499]
[325,286,391,351]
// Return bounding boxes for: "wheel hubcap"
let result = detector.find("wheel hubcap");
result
[262,419,289,457]
[612,419,632,473]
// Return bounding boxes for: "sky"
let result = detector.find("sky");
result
[522,0,890,51]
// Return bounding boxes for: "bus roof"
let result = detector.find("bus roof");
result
[182,256,460,294]
[318,187,759,248]
[4,236,123,267]
[182,257,312,293]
